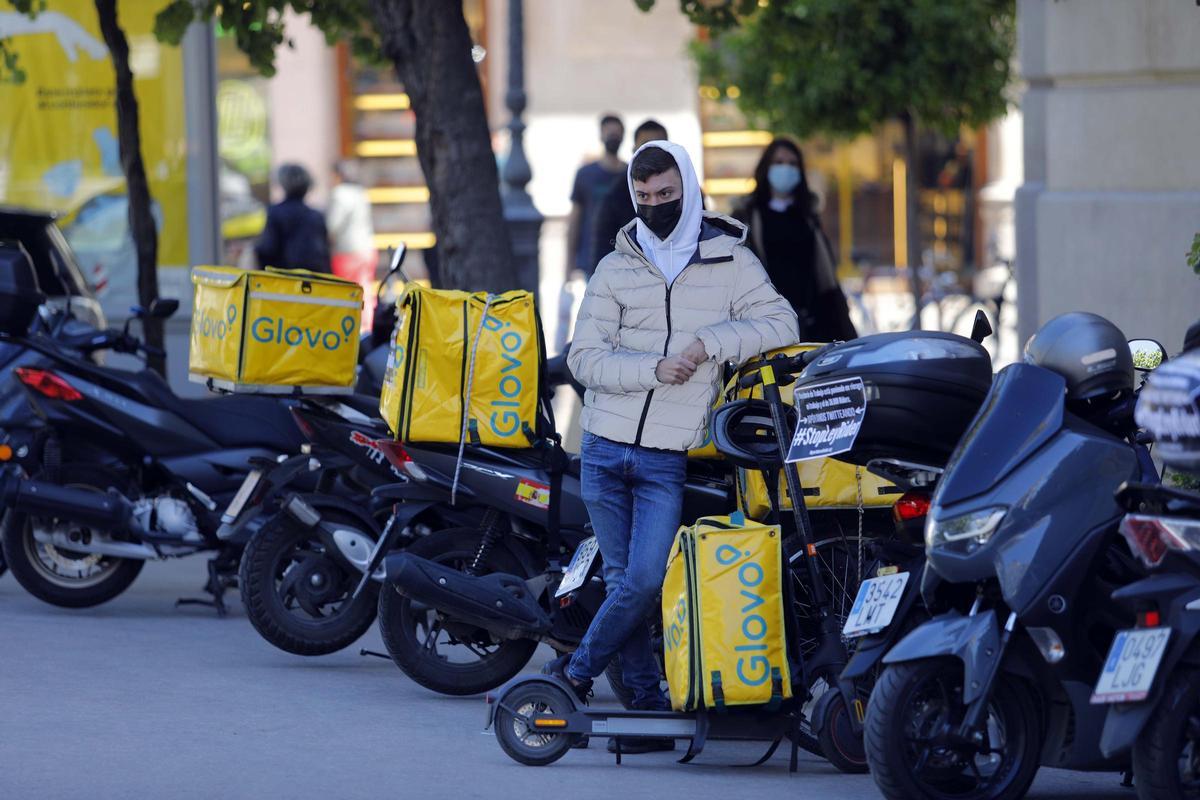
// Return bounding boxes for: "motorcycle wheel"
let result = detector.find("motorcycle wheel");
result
[865,659,1042,800]
[0,467,143,608]
[239,509,380,656]
[494,681,581,766]
[1132,667,1200,800]
[377,527,537,695]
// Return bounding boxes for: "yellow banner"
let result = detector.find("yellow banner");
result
[0,1,189,304]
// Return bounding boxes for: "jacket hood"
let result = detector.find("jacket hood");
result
[626,140,704,280]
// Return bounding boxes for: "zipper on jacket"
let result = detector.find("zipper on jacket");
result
[634,283,672,447]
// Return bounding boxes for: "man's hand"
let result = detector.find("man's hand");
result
[681,339,708,365]
[656,354,697,385]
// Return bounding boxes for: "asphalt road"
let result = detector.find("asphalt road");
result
[1,558,1135,800]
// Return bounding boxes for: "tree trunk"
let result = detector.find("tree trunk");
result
[94,0,165,374]
[370,0,517,292]
[902,111,923,330]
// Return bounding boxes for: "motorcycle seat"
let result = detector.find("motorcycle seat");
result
[123,369,305,453]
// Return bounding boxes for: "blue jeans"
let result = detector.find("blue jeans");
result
[567,432,687,707]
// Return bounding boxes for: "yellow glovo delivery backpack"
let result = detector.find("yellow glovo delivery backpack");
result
[379,284,546,447]
[662,513,793,712]
[188,267,363,392]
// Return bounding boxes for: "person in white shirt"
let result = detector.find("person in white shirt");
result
[327,160,377,329]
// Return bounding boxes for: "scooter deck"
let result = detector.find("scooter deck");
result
[488,676,800,768]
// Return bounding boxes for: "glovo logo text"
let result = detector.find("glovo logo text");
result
[250,314,357,351]
[665,594,688,653]
[195,304,239,341]
[481,312,525,438]
[715,543,772,688]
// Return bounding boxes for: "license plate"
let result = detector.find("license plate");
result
[555,536,599,598]
[842,571,910,638]
[1091,627,1172,704]
[221,469,263,522]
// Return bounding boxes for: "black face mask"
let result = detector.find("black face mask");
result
[637,198,683,240]
[603,137,621,156]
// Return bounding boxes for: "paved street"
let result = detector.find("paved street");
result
[0,558,1138,800]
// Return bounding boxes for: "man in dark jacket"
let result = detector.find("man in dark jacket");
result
[255,163,332,273]
[588,119,668,272]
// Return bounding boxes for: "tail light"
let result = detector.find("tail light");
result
[1138,609,1162,628]
[1120,514,1200,568]
[375,439,427,480]
[16,368,82,401]
[893,491,932,524]
[289,408,317,441]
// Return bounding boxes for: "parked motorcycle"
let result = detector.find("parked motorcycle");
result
[235,396,474,655]
[1093,346,1200,800]
[0,296,311,610]
[863,315,1164,800]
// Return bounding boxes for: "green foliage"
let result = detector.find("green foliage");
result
[1133,348,1164,371]
[663,0,1015,139]
[1187,232,1200,276]
[1169,469,1200,491]
[0,0,46,84]
[154,0,383,77]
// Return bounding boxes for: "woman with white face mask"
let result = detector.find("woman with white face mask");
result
[735,137,857,342]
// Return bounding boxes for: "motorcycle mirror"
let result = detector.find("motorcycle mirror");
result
[969,309,994,344]
[148,298,180,319]
[1129,338,1167,371]
[379,244,411,301]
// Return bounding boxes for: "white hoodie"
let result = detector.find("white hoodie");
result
[627,140,703,286]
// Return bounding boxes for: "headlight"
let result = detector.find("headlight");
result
[925,507,1007,551]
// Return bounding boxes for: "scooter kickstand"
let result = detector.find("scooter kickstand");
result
[175,559,230,617]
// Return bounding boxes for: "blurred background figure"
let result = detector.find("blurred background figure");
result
[255,163,331,273]
[565,113,626,281]
[590,118,669,271]
[327,159,377,329]
[735,138,856,342]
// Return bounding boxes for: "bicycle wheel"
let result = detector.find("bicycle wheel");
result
[788,535,877,660]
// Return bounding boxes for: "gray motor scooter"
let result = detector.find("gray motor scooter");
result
[863,330,1166,800]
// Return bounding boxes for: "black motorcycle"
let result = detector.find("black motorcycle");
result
[864,325,1163,800]
[0,298,311,610]
[234,396,476,655]
[376,438,732,698]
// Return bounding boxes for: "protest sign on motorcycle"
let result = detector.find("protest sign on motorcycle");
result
[785,377,866,463]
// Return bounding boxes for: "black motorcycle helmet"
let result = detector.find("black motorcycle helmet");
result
[709,399,796,469]
[1024,312,1134,401]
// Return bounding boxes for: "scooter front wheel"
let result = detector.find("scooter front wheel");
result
[1133,667,1200,800]
[494,682,581,766]
[865,658,1042,800]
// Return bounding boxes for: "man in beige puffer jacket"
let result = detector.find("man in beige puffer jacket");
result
[548,142,797,741]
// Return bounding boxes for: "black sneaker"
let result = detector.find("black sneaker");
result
[541,653,593,705]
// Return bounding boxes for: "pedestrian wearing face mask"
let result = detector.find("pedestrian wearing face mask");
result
[735,138,857,342]
[545,142,797,753]
[565,114,627,281]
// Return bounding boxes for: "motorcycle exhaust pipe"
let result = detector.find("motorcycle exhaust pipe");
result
[384,552,554,640]
[4,474,133,530]
[29,527,159,560]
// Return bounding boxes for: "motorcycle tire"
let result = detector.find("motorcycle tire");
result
[377,527,538,696]
[1132,667,1200,800]
[1,467,143,608]
[865,658,1042,800]
[239,509,380,656]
